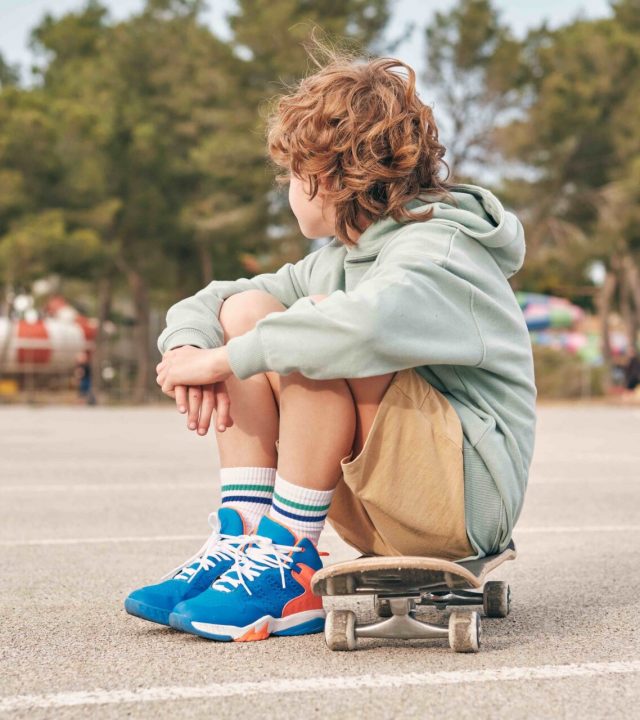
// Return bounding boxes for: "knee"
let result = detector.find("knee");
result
[219,290,284,341]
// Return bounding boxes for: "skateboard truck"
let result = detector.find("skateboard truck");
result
[351,596,451,641]
[312,540,516,653]
[324,596,483,653]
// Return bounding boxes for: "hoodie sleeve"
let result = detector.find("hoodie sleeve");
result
[225,231,486,380]
[156,244,326,355]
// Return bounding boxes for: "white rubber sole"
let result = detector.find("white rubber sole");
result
[190,609,326,640]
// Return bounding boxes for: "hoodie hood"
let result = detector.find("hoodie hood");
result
[344,183,526,279]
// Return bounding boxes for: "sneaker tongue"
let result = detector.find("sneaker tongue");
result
[217,507,245,536]
[255,515,297,545]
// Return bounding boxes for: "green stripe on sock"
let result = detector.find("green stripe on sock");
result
[221,483,275,493]
[273,491,331,513]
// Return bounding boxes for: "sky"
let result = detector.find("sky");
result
[0,0,613,87]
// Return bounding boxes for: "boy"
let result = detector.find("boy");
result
[125,47,537,642]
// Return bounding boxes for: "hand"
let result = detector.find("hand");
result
[156,347,234,435]
[175,382,234,436]
[156,346,232,389]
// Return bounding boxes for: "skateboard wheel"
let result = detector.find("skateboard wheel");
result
[325,610,357,651]
[483,581,510,618]
[374,598,392,618]
[448,611,481,653]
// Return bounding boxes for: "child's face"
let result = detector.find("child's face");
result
[288,173,336,239]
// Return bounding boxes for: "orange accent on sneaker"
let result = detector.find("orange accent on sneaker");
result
[235,621,270,642]
[281,564,324,617]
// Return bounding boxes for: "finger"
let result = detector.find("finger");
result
[214,382,233,430]
[158,372,174,398]
[175,385,188,413]
[197,385,216,435]
[158,372,173,397]
[187,385,202,430]
[161,379,175,395]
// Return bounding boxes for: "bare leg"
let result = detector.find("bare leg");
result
[215,290,283,469]
[217,290,395,491]
[276,363,355,491]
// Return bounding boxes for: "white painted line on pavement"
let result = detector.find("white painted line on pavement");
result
[2,525,639,548]
[2,470,637,492]
[0,535,205,547]
[514,525,640,533]
[569,453,640,462]
[1,660,639,712]
[528,476,637,484]
[0,483,211,492]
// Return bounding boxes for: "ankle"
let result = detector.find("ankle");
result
[220,466,276,533]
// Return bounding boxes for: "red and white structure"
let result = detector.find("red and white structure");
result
[0,295,97,373]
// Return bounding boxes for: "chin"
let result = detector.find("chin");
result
[298,223,325,240]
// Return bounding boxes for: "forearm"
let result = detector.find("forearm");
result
[157,247,326,355]
[224,273,483,381]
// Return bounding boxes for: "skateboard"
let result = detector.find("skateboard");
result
[311,540,517,653]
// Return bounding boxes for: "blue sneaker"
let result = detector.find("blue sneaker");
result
[124,507,251,626]
[168,515,325,641]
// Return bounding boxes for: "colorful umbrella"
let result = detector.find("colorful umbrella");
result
[516,292,585,331]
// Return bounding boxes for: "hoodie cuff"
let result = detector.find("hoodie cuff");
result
[157,328,214,354]
[225,326,270,379]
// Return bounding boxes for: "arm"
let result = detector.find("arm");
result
[224,230,485,380]
[157,243,328,355]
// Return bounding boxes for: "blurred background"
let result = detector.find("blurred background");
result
[0,0,639,406]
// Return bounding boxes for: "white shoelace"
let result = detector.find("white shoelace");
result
[212,537,304,596]
[160,511,254,583]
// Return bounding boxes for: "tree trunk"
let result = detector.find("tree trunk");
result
[622,254,640,352]
[129,270,150,404]
[198,239,213,286]
[619,264,635,351]
[0,282,15,372]
[91,275,113,398]
[115,254,150,404]
[595,268,617,394]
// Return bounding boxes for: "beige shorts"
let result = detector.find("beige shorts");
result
[325,367,475,561]
[275,367,475,560]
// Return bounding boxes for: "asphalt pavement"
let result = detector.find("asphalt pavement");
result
[1,402,639,719]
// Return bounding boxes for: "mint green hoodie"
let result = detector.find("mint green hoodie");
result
[157,184,537,560]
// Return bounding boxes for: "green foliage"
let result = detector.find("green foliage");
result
[0,210,108,285]
[29,0,108,65]
[0,53,20,88]
[228,0,389,84]
[423,0,527,176]
[500,1,640,295]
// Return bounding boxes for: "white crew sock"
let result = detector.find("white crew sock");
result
[269,471,335,545]
[219,466,276,533]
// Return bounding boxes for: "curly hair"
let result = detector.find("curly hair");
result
[265,33,454,248]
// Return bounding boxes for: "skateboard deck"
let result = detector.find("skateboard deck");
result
[311,540,517,653]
